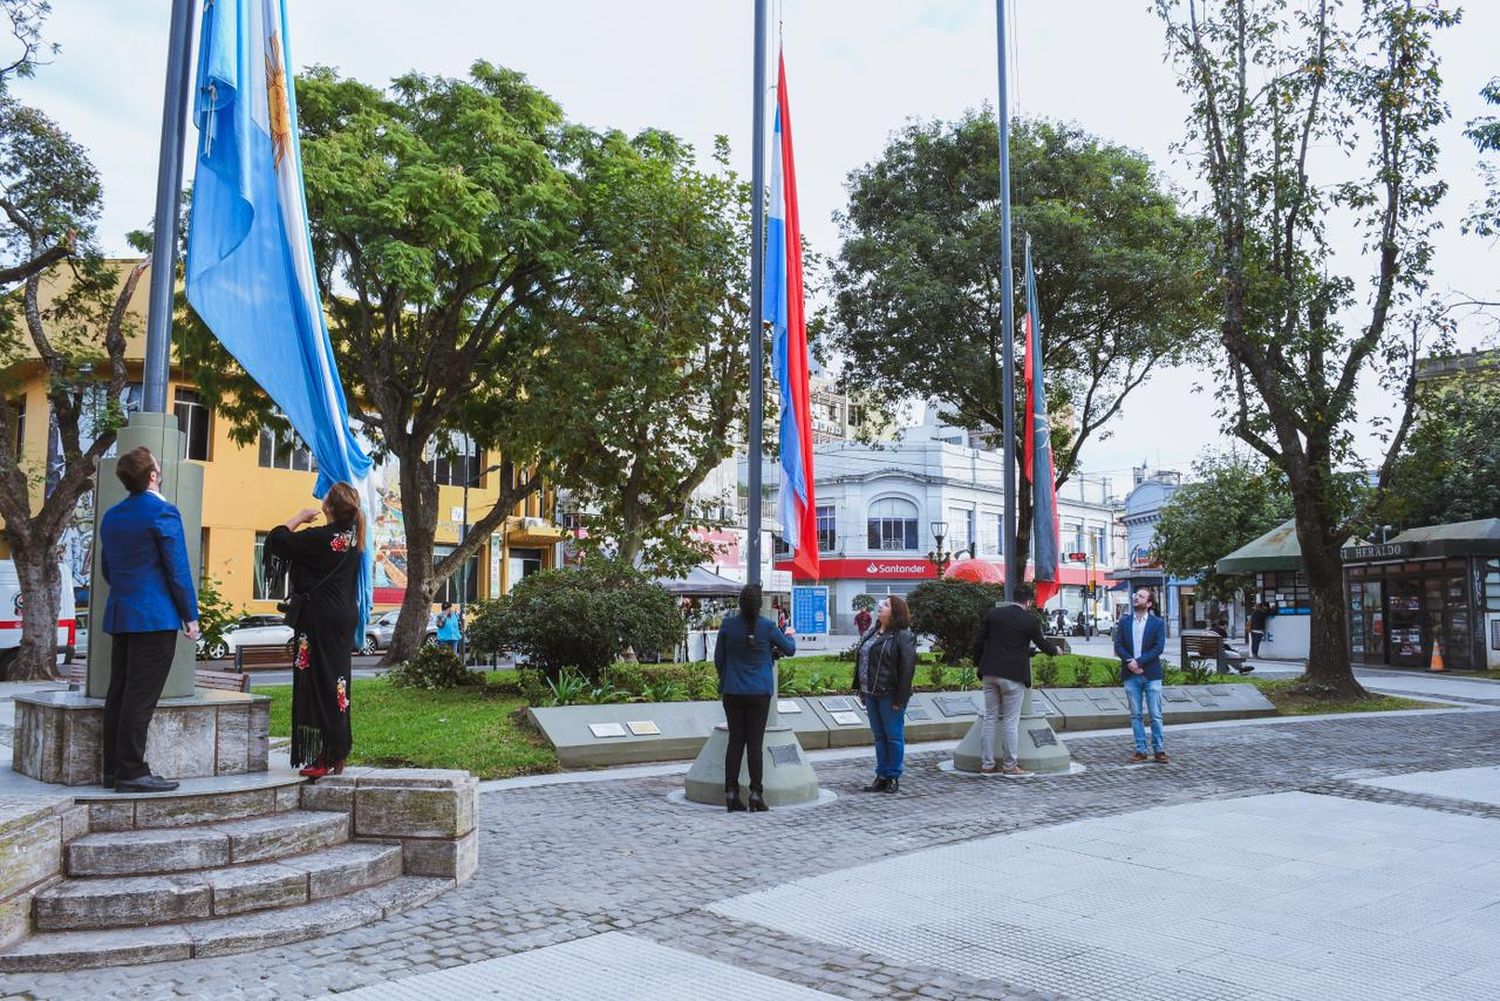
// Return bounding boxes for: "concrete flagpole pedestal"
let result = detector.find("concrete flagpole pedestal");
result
[682,722,821,807]
[950,688,1076,774]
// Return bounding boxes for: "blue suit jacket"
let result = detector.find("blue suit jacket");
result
[1114,612,1167,681]
[100,491,199,635]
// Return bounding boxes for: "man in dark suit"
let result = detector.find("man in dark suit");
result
[1115,586,1168,763]
[972,582,1061,776]
[99,447,200,793]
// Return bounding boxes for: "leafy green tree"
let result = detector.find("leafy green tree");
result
[513,130,750,573]
[0,2,147,680]
[192,573,242,660]
[907,578,1003,665]
[1157,0,1457,698]
[470,559,684,682]
[1152,451,1293,606]
[1383,377,1500,528]
[1465,77,1500,237]
[827,115,1210,571]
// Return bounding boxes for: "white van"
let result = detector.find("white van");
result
[0,560,77,677]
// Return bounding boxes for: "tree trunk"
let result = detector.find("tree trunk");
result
[1289,497,1367,700]
[8,532,62,682]
[381,447,440,666]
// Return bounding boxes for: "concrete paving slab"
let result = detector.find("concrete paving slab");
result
[1353,763,1500,806]
[315,931,839,1000]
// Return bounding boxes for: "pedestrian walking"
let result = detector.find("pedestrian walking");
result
[266,483,364,780]
[436,602,461,653]
[972,582,1061,776]
[714,584,795,812]
[1115,587,1168,763]
[98,447,200,793]
[852,595,917,793]
[1249,601,1275,657]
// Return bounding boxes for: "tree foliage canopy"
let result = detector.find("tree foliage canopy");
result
[907,578,1002,666]
[1383,376,1500,529]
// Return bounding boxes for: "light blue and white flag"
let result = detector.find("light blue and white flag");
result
[185,0,374,640]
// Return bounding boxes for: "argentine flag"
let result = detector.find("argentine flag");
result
[185,0,374,639]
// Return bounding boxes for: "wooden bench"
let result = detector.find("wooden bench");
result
[1180,630,1247,675]
[61,661,251,692]
[235,643,295,671]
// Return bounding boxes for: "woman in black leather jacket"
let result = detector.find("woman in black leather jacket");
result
[851,595,918,793]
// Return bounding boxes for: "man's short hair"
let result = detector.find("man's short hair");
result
[1014,582,1036,603]
[116,447,157,494]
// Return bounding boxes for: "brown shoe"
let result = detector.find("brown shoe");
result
[1130,752,1149,763]
[1154,751,1169,764]
[980,764,1000,774]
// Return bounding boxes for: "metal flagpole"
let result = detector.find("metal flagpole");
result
[996,0,1017,603]
[142,0,198,413]
[747,0,768,589]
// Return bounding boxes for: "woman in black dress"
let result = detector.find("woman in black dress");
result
[266,482,364,779]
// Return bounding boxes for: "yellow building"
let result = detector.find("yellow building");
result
[2,260,563,617]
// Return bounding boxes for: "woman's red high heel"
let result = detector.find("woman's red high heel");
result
[299,758,330,779]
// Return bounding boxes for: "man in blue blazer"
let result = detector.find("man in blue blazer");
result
[1114,586,1168,763]
[99,447,200,793]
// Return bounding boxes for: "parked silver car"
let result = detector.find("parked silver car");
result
[363,610,438,655]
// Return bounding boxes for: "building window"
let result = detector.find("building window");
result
[7,395,24,455]
[947,506,975,556]
[258,424,315,472]
[433,544,479,604]
[866,497,918,551]
[1089,526,1106,564]
[1258,571,1310,612]
[173,388,211,461]
[772,532,791,557]
[430,434,483,488]
[816,505,836,551]
[253,532,288,600]
[864,580,918,598]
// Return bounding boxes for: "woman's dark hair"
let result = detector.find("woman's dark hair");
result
[886,595,912,631]
[323,482,365,550]
[738,584,762,622]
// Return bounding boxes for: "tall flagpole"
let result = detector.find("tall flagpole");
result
[996,0,1017,603]
[142,0,197,413]
[747,0,768,588]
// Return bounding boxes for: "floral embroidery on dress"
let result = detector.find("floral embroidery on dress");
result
[336,677,349,713]
[294,635,310,670]
[330,529,356,552]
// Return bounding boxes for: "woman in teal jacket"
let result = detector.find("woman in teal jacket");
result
[714,584,795,812]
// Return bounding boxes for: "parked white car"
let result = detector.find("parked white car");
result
[198,615,294,661]
[0,560,78,677]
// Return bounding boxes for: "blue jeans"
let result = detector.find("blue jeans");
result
[1122,674,1164,753]
[864,693,907,778]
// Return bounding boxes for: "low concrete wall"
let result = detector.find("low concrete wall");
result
[300,768,478,884]
[0,797,87,950]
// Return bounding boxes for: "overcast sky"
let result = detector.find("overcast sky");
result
[14,0,1499,490]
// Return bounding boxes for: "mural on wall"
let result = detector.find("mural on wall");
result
[368,457,408,605]
[47,384,143,592]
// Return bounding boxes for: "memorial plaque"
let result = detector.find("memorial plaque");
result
[820,697,855,713]
[934,695,980,718]
[768,744,802,767]
[777,700,803,714]
[1164,688,1193,703]
[625,720,660,736]
[904,706,932,721]
[1051,690,1090,702]
[1028,728,1058,747]
[830,711,863,726]
[587,722,627,738]
[1207,686,1232,696]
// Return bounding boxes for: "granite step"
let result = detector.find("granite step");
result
[34,842,404,931]
[76,772,307,832]
[0,875,452,972]
[66,810,350,877]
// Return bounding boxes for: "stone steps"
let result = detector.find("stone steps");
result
[66,810,350,877]
[0,875,452,972]
[33,841,403,931]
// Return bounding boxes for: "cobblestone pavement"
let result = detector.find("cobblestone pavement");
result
[3,705,1500,1000]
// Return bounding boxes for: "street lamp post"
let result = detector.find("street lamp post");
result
[928,520,952,579]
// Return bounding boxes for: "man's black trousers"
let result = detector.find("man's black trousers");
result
[104,629,176,781]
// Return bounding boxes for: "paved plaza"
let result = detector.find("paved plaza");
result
[2,674,1500,999]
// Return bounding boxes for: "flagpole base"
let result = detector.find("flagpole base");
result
[949,689,1075,774]
[682,724,821,807]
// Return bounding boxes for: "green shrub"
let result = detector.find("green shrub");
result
[1033,659,1060,687]
[386,645,478,691]
[471,559,685,682]
[1181,658,1214,684]
[925,661,946,689]
[907,579,1003,665]
[516,668,551,706]
[639,677,686,703]
[1070,659,1094,688]
[485,671,526,696]
[778,663,800,695]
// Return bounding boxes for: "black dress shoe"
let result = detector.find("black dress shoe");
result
[748,789,769,812]
[114,774,179,794]
[725,788,748,812]
[863,777,889,793]
[882,777,900,794]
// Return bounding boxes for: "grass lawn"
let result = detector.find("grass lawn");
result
[258,674,557,779]
[1247,677,1437,715]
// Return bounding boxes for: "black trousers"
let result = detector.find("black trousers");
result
[722,693,771,792]
[104,630,176,781]
[1250,630,1264,657]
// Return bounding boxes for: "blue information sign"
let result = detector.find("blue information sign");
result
[791,585,829,636]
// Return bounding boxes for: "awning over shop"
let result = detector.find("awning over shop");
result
[654,565,744,598]
[1343,517,1500,562]
[1215,519,1303,575]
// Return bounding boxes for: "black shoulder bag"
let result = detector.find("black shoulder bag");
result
[277,552,354,628]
